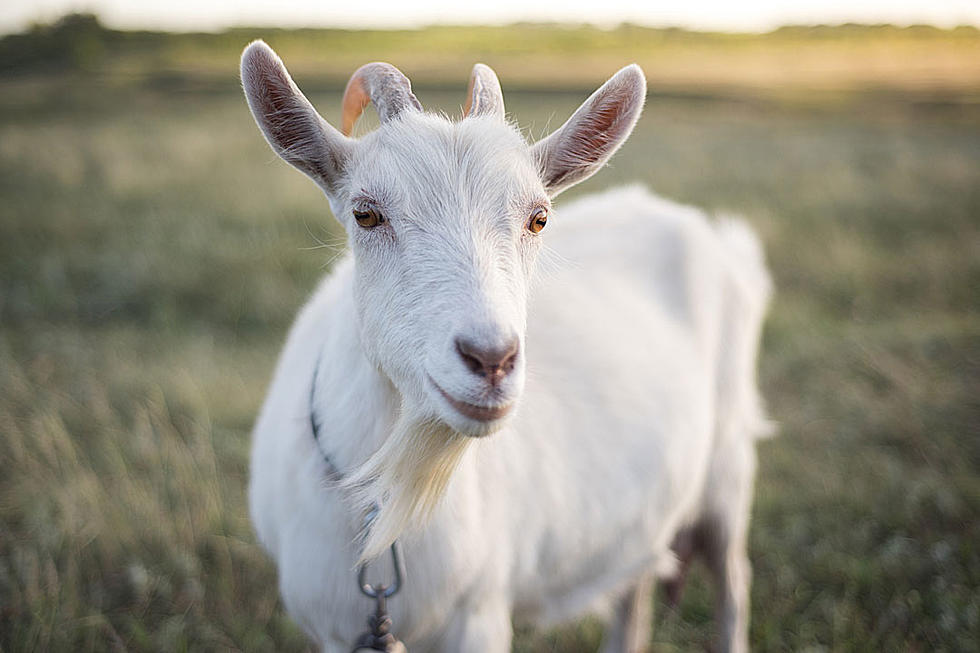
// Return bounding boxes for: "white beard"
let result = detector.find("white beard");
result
[344,410,471,564]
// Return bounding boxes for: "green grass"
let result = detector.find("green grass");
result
[5,15,980,99]
[1,47,979,652]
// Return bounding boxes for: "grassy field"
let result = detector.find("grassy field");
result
[5,14,980,99]
[1,19,979,652]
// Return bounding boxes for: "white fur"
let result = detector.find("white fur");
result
[244,43,770,653]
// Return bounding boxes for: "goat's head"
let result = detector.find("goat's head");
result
[242,41,645,438]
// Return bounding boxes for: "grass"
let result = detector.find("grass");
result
[1,24,979,651]
[5,15,980,100]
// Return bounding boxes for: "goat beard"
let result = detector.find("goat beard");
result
[342,411,470,565]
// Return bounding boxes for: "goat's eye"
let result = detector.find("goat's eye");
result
[527,207,548,234]
[353,207,384,228]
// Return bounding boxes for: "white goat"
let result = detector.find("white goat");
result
[242,40,771,653]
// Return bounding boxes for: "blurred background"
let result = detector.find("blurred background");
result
[0,1,978,651]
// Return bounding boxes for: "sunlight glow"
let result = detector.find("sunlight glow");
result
[2,0,979,35]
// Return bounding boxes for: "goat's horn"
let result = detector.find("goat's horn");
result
[463,63,505,119]
[341,62,422,136]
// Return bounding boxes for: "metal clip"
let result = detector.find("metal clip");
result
[357,539,405,599]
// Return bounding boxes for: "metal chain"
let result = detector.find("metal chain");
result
[351,509,407,652]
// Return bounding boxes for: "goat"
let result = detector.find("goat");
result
[241,40,771,653]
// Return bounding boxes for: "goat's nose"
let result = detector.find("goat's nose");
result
[455,336,520,385]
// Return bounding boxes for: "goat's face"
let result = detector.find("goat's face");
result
[338,115,546,435]
[242,43,646,437]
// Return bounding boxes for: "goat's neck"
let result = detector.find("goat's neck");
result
[310,283,401,476]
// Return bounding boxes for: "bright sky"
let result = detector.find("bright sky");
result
[3,0,979,34]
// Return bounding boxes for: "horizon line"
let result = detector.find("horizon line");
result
[4,12,980,38]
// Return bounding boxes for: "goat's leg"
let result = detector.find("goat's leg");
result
[704,526,751,653]
[600,573,654,653]
[703,444,756,653]
[438,599,512,653]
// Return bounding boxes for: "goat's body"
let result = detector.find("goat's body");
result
[250,186,770,651]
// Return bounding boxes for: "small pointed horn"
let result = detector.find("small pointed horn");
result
[341,62,422,136]
[463,63,505,119]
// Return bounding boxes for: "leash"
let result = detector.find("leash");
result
[310,358,408,652]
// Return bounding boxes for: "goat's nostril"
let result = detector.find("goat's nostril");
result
[501,346,518,372]
[456,340,485,375]
[455,337,520,383]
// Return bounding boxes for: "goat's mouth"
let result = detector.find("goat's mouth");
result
[428,376,514,424]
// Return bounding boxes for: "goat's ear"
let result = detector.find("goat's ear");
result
[241,40,352,196]
[531,64,645,197]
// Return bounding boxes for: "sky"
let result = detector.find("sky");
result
[3,0,980,35]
